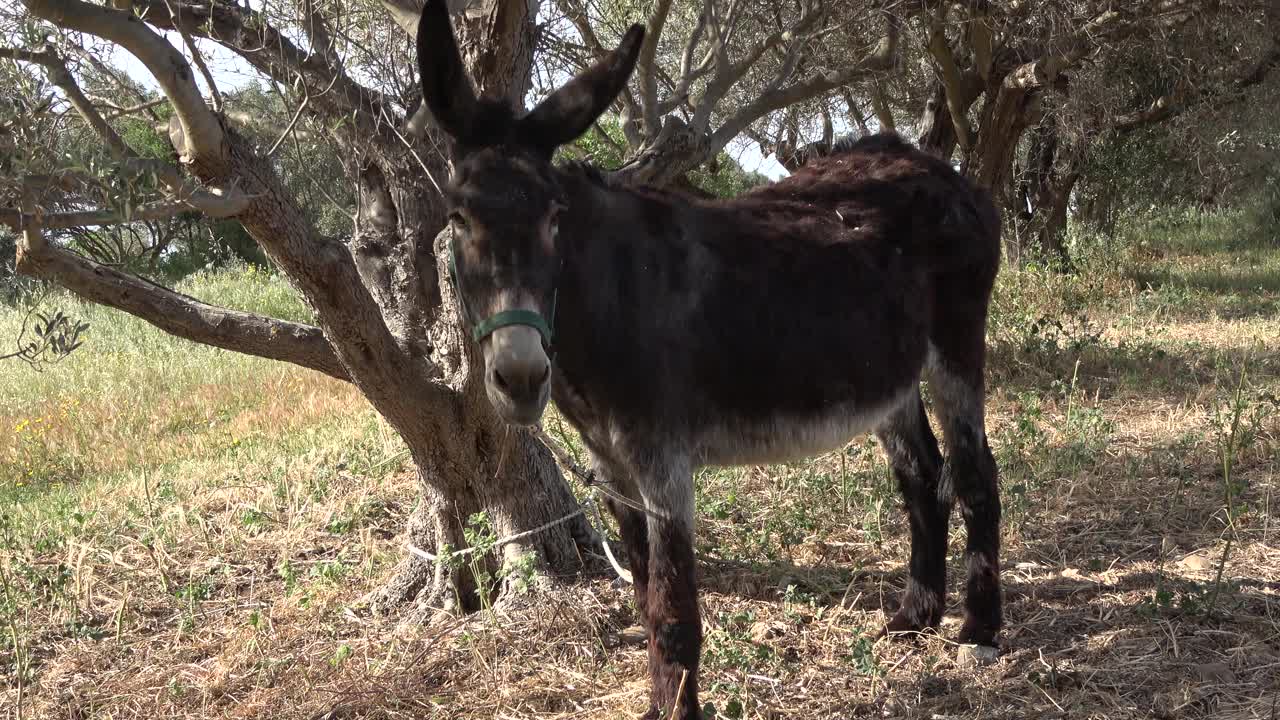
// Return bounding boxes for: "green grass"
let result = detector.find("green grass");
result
[0,263,376,504]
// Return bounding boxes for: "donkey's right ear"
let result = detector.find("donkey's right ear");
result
[417,0,477,142]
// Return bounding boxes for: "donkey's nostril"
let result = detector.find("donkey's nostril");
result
[493,368,511,391]
[537,363,550,384]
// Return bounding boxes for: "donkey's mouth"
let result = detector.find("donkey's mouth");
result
[485,379,551,426]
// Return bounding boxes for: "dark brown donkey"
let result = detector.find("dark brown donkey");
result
[417,3,1002,717]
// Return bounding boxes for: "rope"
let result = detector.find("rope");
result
[406,506,584,562]
[405,425,637,584]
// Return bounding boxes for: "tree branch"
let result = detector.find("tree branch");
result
[691,2,823,131]
[1003,2,1202,91]
[637,0,674,140]
[708,14,900,156]
[378,0,422,36]
[102,96,170,119]
[129,0,391,139]
[1112,25,1280,134]
[1,183,250,231]
[968,6,994,81]
[926,10,974,150]
[869,78,895,131]
[297,0,345,76]
[15,222,350,381]
[22,0,228,171]
[553,0,643,141]
[657,0,713,115]
[1,43,244,218]
[0,45,132,159]
[180,31,223,113]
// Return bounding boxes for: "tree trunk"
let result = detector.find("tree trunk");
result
[161,0,599,617]
[1016,122,1080,269]
[917,82,958,159]
[966,83,1036,192]
[1037,169,1079,269]
[355,0,600,615]
[368,223,598,615]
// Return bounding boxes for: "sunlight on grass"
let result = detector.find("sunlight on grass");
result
[0,264,363,499]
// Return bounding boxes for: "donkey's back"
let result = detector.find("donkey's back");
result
[620,132,1001,466]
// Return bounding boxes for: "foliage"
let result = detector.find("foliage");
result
[0,307,89,367]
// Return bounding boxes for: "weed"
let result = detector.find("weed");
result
[847,636,884,677]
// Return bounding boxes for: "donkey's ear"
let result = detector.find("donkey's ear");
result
[417,0,477,142]
[519,24,644,153]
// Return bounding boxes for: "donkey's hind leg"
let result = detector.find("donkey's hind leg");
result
[876,388,949,636]
[927,349,1002,647]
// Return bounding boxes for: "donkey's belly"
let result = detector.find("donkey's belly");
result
[693,385,916,467]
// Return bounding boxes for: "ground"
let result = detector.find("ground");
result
[1,210,1278,719]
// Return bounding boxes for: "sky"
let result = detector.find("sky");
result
[111,26,791,181]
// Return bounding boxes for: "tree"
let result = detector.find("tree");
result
[2,0,597,614]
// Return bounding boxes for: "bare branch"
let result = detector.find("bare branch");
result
[15,222,350,381]
[708,14,900,155]
[129,0,391,138]
[179,31,223,113]
[869,79,895,131]
[1004,2,1201,91]
[658,0,713,114]
[553,0,643,134]
[2,183,250,231]
[637,0,674,139]
[297,0,344,75]
[691,3,823,130]
[22,0,227,170]
[926,10,974,150]
[103,96,169,119]
[378,0,422,36]
[1113,25,1280,133]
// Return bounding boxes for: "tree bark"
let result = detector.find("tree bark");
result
[917,82,958,159]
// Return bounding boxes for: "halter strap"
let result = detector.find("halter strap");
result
[447,235,557,349]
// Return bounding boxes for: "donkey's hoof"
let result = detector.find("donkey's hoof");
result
[957,617,1000,647]
[956,643,1001,668]
[879,609,938,640]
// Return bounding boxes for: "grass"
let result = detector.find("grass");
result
[1,207,1278,719]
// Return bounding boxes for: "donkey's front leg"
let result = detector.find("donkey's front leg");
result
[640,464,701,720]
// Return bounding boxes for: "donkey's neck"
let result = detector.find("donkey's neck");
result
[546,167,696,426]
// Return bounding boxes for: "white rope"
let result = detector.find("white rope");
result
[405,425,636,584]
[406,506,585,563]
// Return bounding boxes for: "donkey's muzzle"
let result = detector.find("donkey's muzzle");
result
[485,325,552,425]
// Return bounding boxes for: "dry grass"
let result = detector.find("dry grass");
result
[2,221,1279,719]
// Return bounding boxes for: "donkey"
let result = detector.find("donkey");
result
[417,3,1002,717]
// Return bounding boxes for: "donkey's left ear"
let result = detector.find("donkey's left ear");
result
[519,24,644,154]
[417,0,478,143]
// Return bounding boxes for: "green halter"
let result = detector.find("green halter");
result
[447,235,557,349]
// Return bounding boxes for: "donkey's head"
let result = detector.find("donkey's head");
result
[418,0,642,426]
